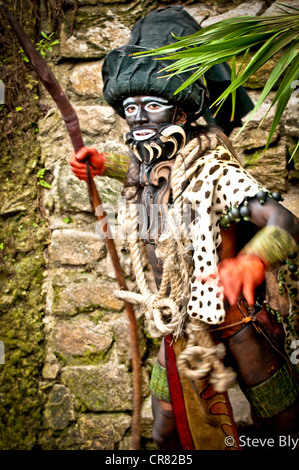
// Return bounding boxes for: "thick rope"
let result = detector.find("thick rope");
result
[170,137,237,392]
[176,318,236,392]
[115,289,183,337]
[117,136,237,391]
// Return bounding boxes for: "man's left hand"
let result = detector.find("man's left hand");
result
[217,254,265,306]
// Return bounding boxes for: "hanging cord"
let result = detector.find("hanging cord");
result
[116,135,237,392]
[169,136,237,392]
[115,203,185,338]
[176,318,236,393]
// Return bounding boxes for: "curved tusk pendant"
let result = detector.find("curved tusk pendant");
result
[166,137,178,159]
[132,145,142,162]
[144,143,154,162]
[161,125,186,146]
[150,142,162,161]
[160,125,186,154]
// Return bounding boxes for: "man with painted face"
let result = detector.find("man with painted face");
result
[70,6,299,450]
[123,96,186,160]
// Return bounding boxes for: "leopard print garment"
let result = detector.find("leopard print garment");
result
[179,144,299,364]
[119,137,299,361]
[279,267,299,363]
[181,145,261,324]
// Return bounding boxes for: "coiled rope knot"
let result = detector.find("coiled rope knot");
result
[114,289,182,336]
[177,342,236,392]
[176,318,237,392]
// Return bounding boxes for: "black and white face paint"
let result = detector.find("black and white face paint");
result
[123,96,186,164]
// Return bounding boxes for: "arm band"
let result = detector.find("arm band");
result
[241,225,297,268]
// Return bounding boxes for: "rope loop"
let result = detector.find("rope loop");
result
[114,289,183,336]
[119,137,238,391]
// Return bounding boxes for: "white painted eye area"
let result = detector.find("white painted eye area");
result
[144,102,173,113]
[124,101,174,117]
[124,104,138,116]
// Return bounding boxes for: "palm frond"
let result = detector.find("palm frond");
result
[134,9,299,151]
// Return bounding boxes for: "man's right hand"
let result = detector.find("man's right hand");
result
[69,147,106,181]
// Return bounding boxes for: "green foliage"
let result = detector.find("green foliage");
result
[38,31,60,57]
[19,31,60,62]
[0,0,49,450]
[36,168,51,189]
[136,4,299,153]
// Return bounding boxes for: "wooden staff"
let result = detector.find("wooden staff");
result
[0,2,141,450]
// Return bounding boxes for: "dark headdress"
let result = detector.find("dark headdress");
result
[102,6,253,135]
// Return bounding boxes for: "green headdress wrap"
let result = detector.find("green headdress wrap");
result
[102,6,253,134]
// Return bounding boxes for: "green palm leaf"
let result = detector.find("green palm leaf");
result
[135,5,299,153]
[263,53,299,149]
[236,43,299,139]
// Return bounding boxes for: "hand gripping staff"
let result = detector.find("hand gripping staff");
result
[0,3,141,450]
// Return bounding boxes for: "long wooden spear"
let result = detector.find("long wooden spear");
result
[0,2,141,450]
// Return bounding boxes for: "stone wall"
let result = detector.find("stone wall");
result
[1,0,298,450]
[0,0,48,450]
